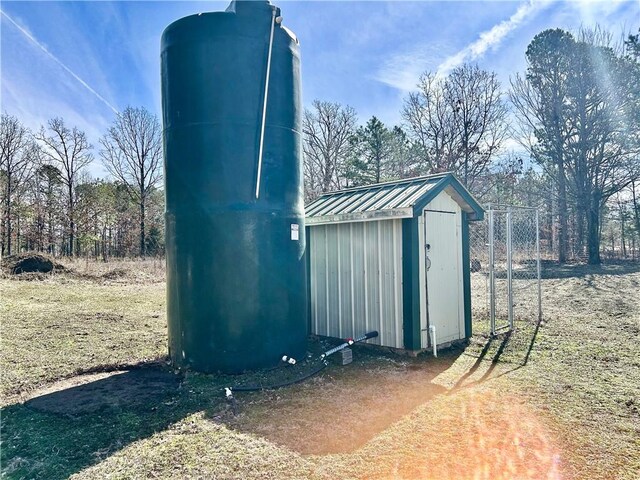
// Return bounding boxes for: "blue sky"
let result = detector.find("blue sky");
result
[1,0,638,177]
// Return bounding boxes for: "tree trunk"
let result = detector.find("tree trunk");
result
[6,205,11,256]
[632,181,640,240]
[557,158,568,263]
[587,191,601,265]
[70,218,75,257]
[621,207,626,258]
[5,176,12,256]
[575,197,586,258]
[548,195,554,254]
[47,207,54,255]
[140,199,146,257]
[102,226,108,262]
[68,185,74,257]
[15,211,20,254]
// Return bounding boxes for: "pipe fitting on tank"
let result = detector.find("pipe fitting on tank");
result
[281,355,296,365]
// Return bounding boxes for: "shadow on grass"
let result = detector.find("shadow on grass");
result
[1,345,462,478]
[0,362,201,480]
[453,313,544,393]
[540,260,640,280]
[472,260,640,282]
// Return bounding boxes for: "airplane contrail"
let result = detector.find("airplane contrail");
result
[436,0,547,77]
[1,9,119,115]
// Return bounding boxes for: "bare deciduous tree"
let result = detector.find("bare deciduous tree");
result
[36,117,93,256]
[100,106,163,257]
[402,64,507,189]
[303,100,357,201]
[1,114,37,256]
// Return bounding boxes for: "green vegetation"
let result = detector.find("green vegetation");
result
[1,263,639,479]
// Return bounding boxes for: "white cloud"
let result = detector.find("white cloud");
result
[0,9,119,115]
[436,0,549,77]
[374,43,450,93]
[372,1,550,93]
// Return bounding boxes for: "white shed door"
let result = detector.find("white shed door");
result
[423,208,462,346]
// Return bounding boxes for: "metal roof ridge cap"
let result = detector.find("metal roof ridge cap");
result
[317,172,450,196]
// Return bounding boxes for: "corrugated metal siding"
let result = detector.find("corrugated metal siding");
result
[326,224,340,338]
[309,219,404,348]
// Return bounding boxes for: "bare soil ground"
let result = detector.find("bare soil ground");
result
[0,260,638,479]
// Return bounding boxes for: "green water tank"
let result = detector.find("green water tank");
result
[161,0,307,373]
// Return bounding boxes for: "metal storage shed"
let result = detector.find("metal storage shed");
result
[305,173,484,353]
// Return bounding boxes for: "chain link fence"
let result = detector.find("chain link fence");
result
[470,205,542,335]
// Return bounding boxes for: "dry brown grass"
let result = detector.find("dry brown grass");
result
[1,260,639,480]
[60,256,166,283]
[0,274,166,405]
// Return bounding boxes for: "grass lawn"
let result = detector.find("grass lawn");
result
[0,262,638,479]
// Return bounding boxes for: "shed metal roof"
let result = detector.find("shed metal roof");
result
[306,173,484,225]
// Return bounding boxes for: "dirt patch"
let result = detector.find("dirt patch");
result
[26,367,182,415]
[2,253,66,275]
[317,389,563,480]
[222,348,458,455]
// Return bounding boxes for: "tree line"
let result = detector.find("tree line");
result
[0,107,163,259]
[1,27,638,264]
[303,28,640,265]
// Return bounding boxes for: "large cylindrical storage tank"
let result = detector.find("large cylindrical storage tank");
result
[161,0,307,373]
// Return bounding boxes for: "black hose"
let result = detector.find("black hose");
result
[226,330,378,395]
[228,361,327,392]
[321,330,379,359]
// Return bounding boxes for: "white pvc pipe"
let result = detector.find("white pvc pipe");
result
[429,325,437,357]
[255,8,277,199]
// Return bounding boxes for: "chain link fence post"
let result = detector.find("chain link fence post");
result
[488,208,496,334]
[536,209,542,323]
[507,208,514,330]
